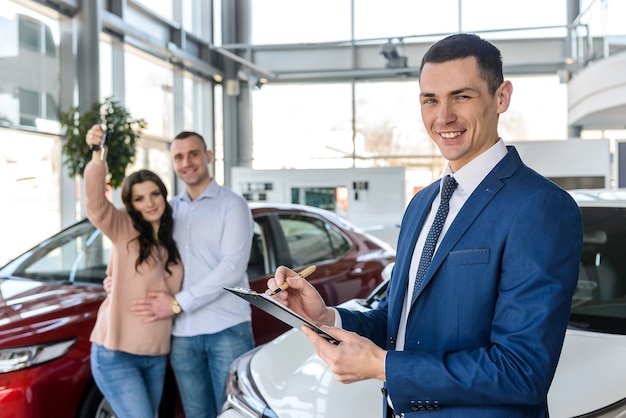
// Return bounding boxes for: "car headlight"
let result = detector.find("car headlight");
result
[0,338,76,373]
[221,347,278,418]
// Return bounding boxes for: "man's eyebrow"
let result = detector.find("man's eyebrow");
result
[450,87,478,95]
[420,87,479,98]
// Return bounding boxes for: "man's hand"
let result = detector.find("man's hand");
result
[267,266,335,327]
[302,325,387,383]
[102,276,112,293]
[131,291,175,323]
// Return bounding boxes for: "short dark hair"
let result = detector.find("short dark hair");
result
[419,33,504,95]
[172,131,207,151]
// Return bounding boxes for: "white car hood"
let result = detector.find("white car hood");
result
[548,329,626,418]
[249,297,380,418]
[250,320,626,418]
[250,329,381,418]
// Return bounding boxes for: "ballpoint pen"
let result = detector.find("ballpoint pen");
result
[269,265,316,296]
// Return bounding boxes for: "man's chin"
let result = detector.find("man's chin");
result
[182,176,202,186]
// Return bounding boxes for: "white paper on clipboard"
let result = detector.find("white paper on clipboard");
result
[224,287,341,345]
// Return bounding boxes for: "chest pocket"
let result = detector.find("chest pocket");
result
[447,248,491,265]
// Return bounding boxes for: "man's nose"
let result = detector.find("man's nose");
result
[436,102,456,124]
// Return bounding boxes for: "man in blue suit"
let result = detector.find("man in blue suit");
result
[269,33,583,417]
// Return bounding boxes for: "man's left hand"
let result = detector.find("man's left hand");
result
[131,291,174,322]
[301,325,387,383]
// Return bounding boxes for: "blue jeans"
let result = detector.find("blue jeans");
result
[90,343,167,418]
[170,321,255,418]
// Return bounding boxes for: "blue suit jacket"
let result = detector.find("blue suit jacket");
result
[338,147,583,417]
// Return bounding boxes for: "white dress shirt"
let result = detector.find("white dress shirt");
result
[395,139,508,349]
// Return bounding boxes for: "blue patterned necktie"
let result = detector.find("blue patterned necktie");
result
[411,175,458,302]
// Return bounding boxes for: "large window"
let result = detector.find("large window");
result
[0,128,60,265]
[354,0,459,40]
[251,75,568,180]
[252,0,570,45]
[133,0,172,21]
[460,0,566,37]
[125,47,175,138]
[0,2,62,265]
[353,80,431,165]
[251,0,351,44]
[0,2,59,131]
[251,83,353,169]
[501,75,568,141]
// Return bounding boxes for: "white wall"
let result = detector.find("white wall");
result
[510,139,611,189]
[232,167,406,247]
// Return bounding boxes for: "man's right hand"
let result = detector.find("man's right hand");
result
[267,266,335,327]
[102,276,113,293]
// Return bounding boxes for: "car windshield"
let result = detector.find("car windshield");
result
[0,221,109,285]
[570,206,626,335]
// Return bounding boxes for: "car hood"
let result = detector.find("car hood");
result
[250,329,381,418]
[0,278,105,347]
[249,327,626,418]
[548,329,626,418]
[248,297,380,418]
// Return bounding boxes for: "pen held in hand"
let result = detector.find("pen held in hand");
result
[269,265,317,296]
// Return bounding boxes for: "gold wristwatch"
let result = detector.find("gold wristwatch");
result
[171,297,182,315]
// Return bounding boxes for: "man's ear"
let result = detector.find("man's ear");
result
[206,149,214,164]
[496,80,513,114]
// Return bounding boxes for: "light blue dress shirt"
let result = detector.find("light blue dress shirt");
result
[170,180,254,336]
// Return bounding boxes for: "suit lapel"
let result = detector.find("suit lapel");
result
[410,146,524,303]
[387,183,439,325]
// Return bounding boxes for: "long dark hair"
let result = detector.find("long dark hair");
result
[121,169,180,274]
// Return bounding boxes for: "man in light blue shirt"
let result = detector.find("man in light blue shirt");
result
[133,131,254,418]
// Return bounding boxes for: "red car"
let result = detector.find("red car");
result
[0,203,395,418]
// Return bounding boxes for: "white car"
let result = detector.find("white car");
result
[218,189,626,418]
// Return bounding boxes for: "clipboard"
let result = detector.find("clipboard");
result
[224,287,341,345]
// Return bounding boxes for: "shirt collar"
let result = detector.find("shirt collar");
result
[442,138,507,196]
[179,179,219,202]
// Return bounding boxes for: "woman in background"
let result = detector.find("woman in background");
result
[85,124,183,418]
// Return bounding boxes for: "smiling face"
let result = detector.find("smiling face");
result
[419,56,512,172]
[170,134,213,191]
[130,180,166,226]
